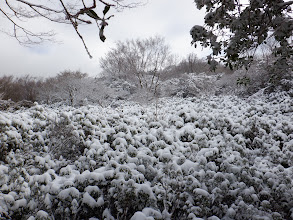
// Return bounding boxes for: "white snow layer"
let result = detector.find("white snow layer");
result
[0,94,292,219]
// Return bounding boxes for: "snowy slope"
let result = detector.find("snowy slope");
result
[0,94,292,219]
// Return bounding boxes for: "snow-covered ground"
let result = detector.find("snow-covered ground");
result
[0,93,292,219]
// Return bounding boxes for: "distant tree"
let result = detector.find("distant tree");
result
[162,53,232,81]
[190,0,293,72]
[56,70,88,80]
[175,53,209,74]
[0,0,143,58]
[37,70,111,106]
[100,36,175,92]
[0,75,39,102]
[44,70,89,105]
[37,77,57,104]
[258,37,281,66]
[0,76,14,100]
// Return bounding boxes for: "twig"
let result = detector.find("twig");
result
[59,0,93,58]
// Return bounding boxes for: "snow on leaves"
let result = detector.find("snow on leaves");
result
[0,94,293,219]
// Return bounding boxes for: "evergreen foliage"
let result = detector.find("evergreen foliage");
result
[191,0,293,72]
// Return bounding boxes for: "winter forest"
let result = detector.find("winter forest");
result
[0,0,293,220]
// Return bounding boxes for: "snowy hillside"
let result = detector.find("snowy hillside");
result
[0,93,293,219]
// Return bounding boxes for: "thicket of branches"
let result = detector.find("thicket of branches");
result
[100,36,176,92]
[0,75,40,102]
[163,53,233,80]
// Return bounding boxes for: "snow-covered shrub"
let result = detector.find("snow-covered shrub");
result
[47,114,86,160]
[215,59,293,97]
[0,100,15,111]
[0,100,35,111]
[160,72,219,98]
[0,93,292,219]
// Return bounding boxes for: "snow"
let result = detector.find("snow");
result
[130,211,150,220]
[58,187,80,200]
[3,194,14,204]
[0,165,8,175]
[193,188,210,197]
[0,93,292,219]
[82,192,97,208]
[11,198,27,210]
[36,210,50,218]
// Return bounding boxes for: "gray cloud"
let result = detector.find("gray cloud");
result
[0,0,210,78]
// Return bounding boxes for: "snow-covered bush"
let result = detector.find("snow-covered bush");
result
[100,36,175,92]
[215,60,293,97]
[0,93,292,219]
[160,72,219,98]
[47,115,86,160]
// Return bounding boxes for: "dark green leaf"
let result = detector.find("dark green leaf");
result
[86,10,101,20]
[99,28,106,42]
[229,63,233,70]
[103,5,110,15]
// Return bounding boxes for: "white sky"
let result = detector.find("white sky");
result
[0,0,209,78]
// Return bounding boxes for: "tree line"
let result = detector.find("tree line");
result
[0,36,234,106]
[0,30,291,108]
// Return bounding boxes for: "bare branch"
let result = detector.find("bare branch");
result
[0,7,55,45]
[0,0,145,57]
[59,0,93,58]
[15,0,63,14]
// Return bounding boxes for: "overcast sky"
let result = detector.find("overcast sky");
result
[0,0,209,78]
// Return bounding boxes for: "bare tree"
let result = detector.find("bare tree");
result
[100,36,175,92]
[47,70,90,105]
[0,0,143,58]
[0,75,40,102]
[175,53,209,74]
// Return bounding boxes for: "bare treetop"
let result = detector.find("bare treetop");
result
[0,0,144,58]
